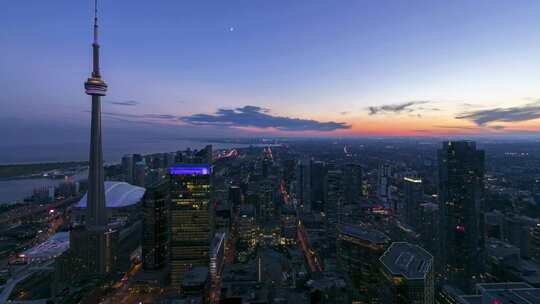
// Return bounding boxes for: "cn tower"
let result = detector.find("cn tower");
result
[84,0,107,228]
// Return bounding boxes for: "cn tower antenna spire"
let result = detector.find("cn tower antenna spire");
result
[90,0,102,78]
[93,0,99,45]
[85,0,107,95]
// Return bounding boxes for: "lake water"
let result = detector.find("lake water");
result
[0,139,245,204]
[0,178,65,204]
[0,171,88,204]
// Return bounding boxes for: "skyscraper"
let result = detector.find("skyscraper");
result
[378,163,392,202]
[142,182,169,271]
[169,164,212,288]
[337,224,390,303]
[403,177,423,229]
[310,160,327,212]
[121,154,134,184]
[418,203,439,260]
[326,169,343,232]
[342,163,362,205]
[438,141,485,291]
[296,158,311,210]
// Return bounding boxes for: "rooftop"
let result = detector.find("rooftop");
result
[479,282,533,291]
[419,202,439,211]
[23,232,69,260]
[458,283,540,304]
[517,259,540,286]
[338,224,390,245]
[404,177,422,183]
[169,164,211,175]
[380,242,433,280]
[239,205,256,217]
[457,295,482,304]
[182,266,209,287]
[77,181,145,208]
[486,238,521,261]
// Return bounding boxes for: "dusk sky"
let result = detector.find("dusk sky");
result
[3,0,540,146]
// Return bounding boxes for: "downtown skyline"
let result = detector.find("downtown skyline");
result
[2,0,540,146]
[3,2,540,301]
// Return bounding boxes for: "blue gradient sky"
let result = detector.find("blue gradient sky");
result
[2,0,540,145]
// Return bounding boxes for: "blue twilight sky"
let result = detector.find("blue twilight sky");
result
[2,0,540,147]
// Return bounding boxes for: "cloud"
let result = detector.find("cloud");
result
[367,101,428,115]
[434,125,479,130]
[456,102,540,126]
[340,111,349,115]
[461,103,483,108]
[99,111,178,121]
[180,105,350,132]
[142,114,177,120]
[105,100,140,106]
[433,125,507,133]
[417,107,441,111]
[100,111,139,119]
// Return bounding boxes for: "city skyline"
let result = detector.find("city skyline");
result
[3,2,540,303]
[2,0,540,146]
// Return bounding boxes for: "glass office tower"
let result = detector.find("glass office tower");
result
[169,164,212,288]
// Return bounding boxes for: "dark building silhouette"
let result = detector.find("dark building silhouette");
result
[228,185,242,208]
[336,224,390,303]
[326,169,343,234]
[195,145,213,164]
[121,154,134,184]
[262,158,269,178]
[296,158,311,208]
[378,163,392,203]
[342,163,362,205]
[438,141,485,291]
[142,182,169,271]
[418,203,439,260]
[403,177,423,229]
[310,160,327,212]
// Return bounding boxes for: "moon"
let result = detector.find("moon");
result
[229,27,235,32]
